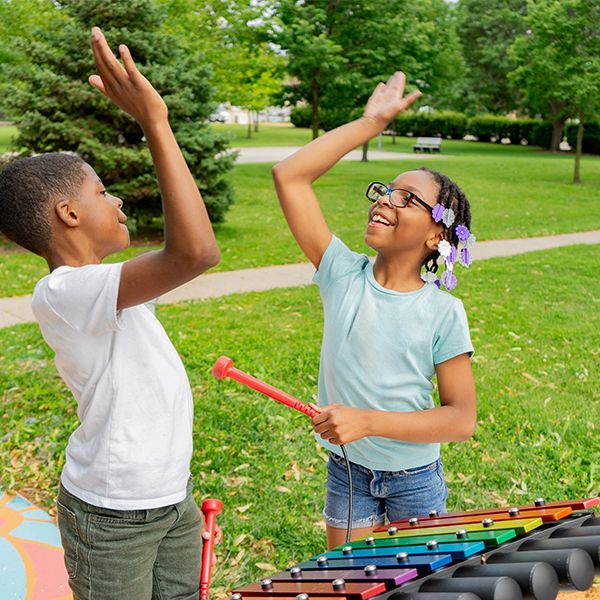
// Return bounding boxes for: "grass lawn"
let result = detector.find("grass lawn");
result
[0,244,598,593]
[1,123,599,297]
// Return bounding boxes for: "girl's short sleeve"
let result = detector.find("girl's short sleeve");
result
[313,235,369,291]
[432,299,474,365]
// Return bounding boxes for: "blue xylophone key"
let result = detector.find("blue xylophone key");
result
[314,542,485,561]
[292,554,453,573]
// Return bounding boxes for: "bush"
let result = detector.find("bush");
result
[290,104,312,128]
[566,121,600,154]
[467,115,513,142]
[530,121,554,150]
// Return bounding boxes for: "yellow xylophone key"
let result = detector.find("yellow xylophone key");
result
[371,517,543,539]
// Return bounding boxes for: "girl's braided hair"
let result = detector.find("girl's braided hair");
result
[420,167,472,274]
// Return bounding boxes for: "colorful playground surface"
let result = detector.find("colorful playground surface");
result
[0,490,71,599]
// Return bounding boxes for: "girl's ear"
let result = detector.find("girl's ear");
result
[425,226,445,252]
[55,199,80,228]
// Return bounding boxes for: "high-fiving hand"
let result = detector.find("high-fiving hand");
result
[89,27,168,130]
[363,71,422,127]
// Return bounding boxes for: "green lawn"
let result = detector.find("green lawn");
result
[212,122,318,147]
[1,142,599,296]
[0,244,598,593]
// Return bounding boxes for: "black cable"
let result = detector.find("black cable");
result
[339,444,353,544]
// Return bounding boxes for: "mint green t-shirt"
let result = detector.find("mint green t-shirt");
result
[313,236,474,471]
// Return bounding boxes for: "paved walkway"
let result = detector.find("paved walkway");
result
[232,146,446,163]
[1,230,599,328]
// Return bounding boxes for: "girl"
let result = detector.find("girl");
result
[272,72,476,550]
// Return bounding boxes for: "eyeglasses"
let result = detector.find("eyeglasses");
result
[365,181,433,213]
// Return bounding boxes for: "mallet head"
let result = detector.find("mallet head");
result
[212,356,233,380]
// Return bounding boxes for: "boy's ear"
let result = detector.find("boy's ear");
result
[55,199,80,228]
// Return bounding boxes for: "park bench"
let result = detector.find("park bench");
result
[413,136,442,152]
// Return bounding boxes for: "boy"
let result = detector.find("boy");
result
[0,28,220,599]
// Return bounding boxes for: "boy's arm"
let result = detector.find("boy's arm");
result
[312,353,476,444]
[90,28,219,310]
[272,72,421,268]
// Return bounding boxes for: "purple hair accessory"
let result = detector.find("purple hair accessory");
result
[456,224,470,242]
[441,270,457,291]
[432,203,444,223]
[460,247,471,267]
[448,244,458,264]
[442,208,456,228]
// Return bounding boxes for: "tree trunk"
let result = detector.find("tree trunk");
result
[311,69,320,140]
[361,141,369,162]
[573,121,583,184]
[247,110,252,139]
[550,120,563,152]
[392,133,396,145]
[254,111,259,133]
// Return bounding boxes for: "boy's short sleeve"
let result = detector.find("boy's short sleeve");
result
[313,235,369,290]
[36,263,124,334]
[432,298,474,365]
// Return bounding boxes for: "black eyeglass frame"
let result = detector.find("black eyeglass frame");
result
[365,181,433,213]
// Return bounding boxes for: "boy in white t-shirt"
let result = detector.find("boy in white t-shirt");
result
[0,28,221,599]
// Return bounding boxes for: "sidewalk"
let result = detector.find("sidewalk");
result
[232,146,447,163]
[1,230,599,328]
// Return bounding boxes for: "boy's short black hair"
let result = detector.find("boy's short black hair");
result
[0,152,86,255]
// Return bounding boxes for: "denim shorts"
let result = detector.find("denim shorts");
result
[56,479,203,600]
[324,452,448,528]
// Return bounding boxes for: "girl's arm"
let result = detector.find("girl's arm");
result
[312,353,476,444]
[272,72,421,268]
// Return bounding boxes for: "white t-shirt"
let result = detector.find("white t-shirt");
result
[32,262,193,510]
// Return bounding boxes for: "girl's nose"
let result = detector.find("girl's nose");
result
[113,196,123,209]
[376,192,393,208]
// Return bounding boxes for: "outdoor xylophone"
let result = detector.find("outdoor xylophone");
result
[229,497,600,600]
[212,357,600,599]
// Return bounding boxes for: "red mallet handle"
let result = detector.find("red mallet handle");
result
[212,356,318,418]
[200,498,223,600]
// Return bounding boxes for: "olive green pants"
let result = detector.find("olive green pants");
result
[57,480,203,600]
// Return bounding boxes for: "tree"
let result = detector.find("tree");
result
[274,0,464,153]
[0,0,63,117]
[158,0,284,137]
[510,0,600,162]
[1,0,235,223]
[454,0,527,115]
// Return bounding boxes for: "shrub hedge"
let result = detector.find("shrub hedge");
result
[565,121,600,155]
[291,104,563,150]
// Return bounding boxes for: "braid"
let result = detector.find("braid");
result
[419,167,472,273]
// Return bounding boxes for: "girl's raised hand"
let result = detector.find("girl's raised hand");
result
[89,27,168,129]
[363,71,422,127]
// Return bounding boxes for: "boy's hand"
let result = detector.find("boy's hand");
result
[89,27,168,129]
[363,71,422,127]
[311,405,371,445]
[201,521,223,566]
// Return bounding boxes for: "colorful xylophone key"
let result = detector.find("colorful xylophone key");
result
[335,528,517,551]
[292,554,453,574]
[269,566,418,590]
[232,580,386,600]
[372,516,543,538]
[313,541,486,561]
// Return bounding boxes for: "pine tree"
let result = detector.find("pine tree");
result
[1,0,235,224]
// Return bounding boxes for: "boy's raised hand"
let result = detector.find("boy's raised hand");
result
[89,27,168,129]
[363,71,422,127]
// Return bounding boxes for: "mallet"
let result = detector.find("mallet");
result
[199,498,223,600]
[212,356,318,418]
